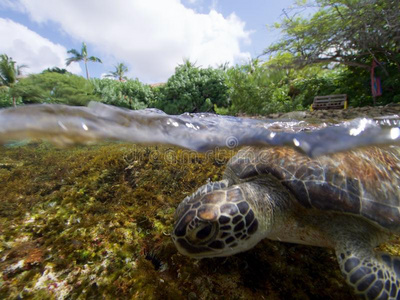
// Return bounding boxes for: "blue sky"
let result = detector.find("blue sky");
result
[0,0,300,83]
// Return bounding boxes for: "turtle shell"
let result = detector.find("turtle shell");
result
[226,146,400,232]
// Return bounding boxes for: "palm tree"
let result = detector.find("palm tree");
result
[66,42,102,79]
[178,58,197,71]
[105,63,128,81]
[0,54,27,107]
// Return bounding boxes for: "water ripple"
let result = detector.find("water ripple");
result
[0,102,399,157]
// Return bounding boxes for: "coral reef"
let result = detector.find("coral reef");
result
[0,142,397,299]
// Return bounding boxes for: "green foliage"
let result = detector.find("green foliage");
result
[290,68,343,108]
[226,55,399,115]
[0,88,23,108]
[92,78,152,109]
[0,54,18,87]
[334,65,400,107]
[292,63,400,108]
[261,0,400,109]
[0,54,27,107]
[266,0,400,71]
[226,60,269,115]
[154,60,229,114]
[0,88,12,108]
[226,59,305,115]
[381,69,400,105]
[12,72,100,106]
[213,104,230,115]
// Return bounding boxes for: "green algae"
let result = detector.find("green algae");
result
[0,142,397,299]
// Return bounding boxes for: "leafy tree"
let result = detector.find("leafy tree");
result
[92,78,152,109]
[105,63,129,81]
[66,42,102,79]
[154,60,229,114]
[265,0,400,71]
[263,0,400,107]
[226,58,305,115]
[0,54,26,107]
[12,72,100,106]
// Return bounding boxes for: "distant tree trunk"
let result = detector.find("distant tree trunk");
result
[12,96,16,107]
[84,60,90,80]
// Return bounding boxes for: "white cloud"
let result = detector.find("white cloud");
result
[0,18,82,74]
[9,0,251,82]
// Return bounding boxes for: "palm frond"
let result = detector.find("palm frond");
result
[66,46,84,66]
[65,56,83,66]
[116,63,128,73]
[67,49,80,56]
[16,64,28,77]
[104,73,117,78]
[88,56,102,63]
[0,54,17,86]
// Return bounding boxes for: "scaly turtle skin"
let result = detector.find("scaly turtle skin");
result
[172,146,400,300]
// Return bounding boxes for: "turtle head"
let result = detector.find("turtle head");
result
[172,181,261,258]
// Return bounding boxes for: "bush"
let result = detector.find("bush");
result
[92,78,153,109]
[153,61,229,114]
[293,65,400,108]
[225,61,269,115]
[0,88,12,108]
[12,72,99,106]
[290,70,343,108]
[226,59,305,115]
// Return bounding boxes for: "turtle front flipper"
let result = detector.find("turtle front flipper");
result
[336,247,400,299]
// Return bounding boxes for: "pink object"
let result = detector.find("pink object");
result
[371,60,383,97]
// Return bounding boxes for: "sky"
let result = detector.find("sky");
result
[0,0,300,83]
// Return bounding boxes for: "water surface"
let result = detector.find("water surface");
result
[1,102,400,157]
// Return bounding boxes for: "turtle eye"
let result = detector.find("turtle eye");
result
[188,221,217,245]
[196,223,213,240]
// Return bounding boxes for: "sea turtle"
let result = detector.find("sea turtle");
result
[172,146,400,299]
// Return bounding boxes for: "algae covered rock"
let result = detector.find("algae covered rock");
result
[0,142,396,299]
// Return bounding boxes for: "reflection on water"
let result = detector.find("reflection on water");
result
[0,102,400,157]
